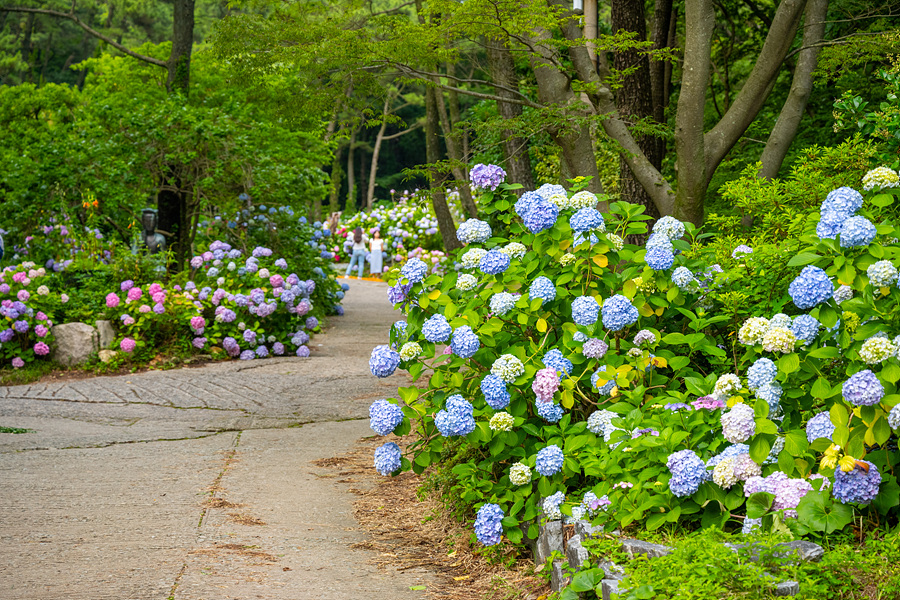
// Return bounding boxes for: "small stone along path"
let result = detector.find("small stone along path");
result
[0,280,431,599]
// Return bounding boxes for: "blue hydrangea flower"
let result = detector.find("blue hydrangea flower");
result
[369,345,401,378]
[789,266,833,310]
[791,314,820,346]
[672,266,695,289]
[821,186,863,217]
[839,216,877,248]
[434,395,476,436]
[536,400,564,423]
[653,216,686,240]
[842,370,884,406]
[816,218,842,240]
[542,349,573,378]
[457,219,492,244]
[515,191,544,219]
[569,207,605,232]
[422,314,453,343]
[479,249,511,275]
[401,258,428,283]
[374,442,402,475]
[833,460,880,505]
[529,276,556,305]
[645,248,675,271]
[369,399,403,436]
[756,382,783,408]
[490,292,518,316]
[474,503,504,546]
[523,198,559,233]
[666,449,707,497]
[388,282,412,305]
[571,295,600,326]
[746,358,777,391]
[592,370,617,395]
[645,232,673,253]
[806,411,834,443]
[601,295,639,331]
[481,374,511,409]
[451,326,480,358]
[535,445,564,476]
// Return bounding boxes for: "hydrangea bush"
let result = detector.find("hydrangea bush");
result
[0,262,59,368]
[366,168,900,547]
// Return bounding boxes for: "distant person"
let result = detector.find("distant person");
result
[345,227,369,279]
[369,229,384,276]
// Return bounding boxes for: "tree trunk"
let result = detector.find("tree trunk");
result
[166,0,194,94]
[612,0,661,219]
[446,62,469,161]
[758,0,827,179]
[346,128,357,211]
[487,39,534,193]
[328,144,343,216]
[432,80,478,217]
[425,87,463,252]
[367,96,391,207]
[20,12,34,81]
[528,26,603,193]
[157,168,186,271]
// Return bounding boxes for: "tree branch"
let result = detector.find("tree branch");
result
[703,0,807,181]
[383,121,423,140]
[0,6,167,68]
[387,62,543,108]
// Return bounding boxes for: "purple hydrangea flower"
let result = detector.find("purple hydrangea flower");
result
[667,449,707,497]
[256,345,269,358]
[401,258,428,283]
[806,411,835,442]
[387,282,412,306]
[721,403,756,443]
[582,338,609,359]
[240,350,255,360]
[470,163,506,191]
[833,460,880,504]
[296,345,311,357]
[842,370,884,406]
[306,317,319,330]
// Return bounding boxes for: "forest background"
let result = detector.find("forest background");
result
[0,0,898,267]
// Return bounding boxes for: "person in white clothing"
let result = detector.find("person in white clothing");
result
[369,230,384,277]
[345,227,369,278]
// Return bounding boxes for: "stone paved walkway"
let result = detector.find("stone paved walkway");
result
[0,280,429,599]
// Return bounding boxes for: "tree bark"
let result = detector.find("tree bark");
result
[367,95,392,207]
[346,127,357,211]
[528,26,603,193]
[432,79,478,217]
[157,168,187,271]
[612,0,661,219]
[20,12,35,80]
[166,0,195,94]
[328,143,343,216]
[425,87,463,251]
[758,0,827,179]
[673,0,715,225]
[487,39,534,193]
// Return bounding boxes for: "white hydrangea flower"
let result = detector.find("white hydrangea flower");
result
[559,253,576,266]
[460,248,487,269]
[258,268,270,279]
[499,242,527,259]
[867,261,899,287]
[762,327,796,354]
[547,192,571,210]
[862,166,900,191]
[859,337,897,364]
[833,285,853,303]
[399,342,422,361]
[569,190,600,211]
[605,233,624,251]
[456,273,477,291]
[37,285,50,296]
[510,462,532,485]
[712,457,739,488]
[738,317,770,345]
[489,411,515,432]
[491,354,525,383]
[714,373,742,398]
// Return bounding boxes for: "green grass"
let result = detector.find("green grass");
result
[0,426,32,434]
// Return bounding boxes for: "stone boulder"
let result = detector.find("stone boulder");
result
[95,320,116,349]
[51,323,98,366]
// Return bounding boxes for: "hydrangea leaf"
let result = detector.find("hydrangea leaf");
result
[746,492,775,518]
[797,490,853,533]
[786,252,821,267]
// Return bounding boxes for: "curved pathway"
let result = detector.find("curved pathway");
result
[0,280,427,599]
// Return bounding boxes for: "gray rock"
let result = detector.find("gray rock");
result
[621,538,672,558]
[95,320,116,349]
[598,559,626,580]
[566,534,590,571]
[51,322,98,366]
[551,560,570,592]
[573,518,606,539]
[601,579,620,600]
[775,581,800,596]
[98,349,118,364]
[535,520,564,566]
[777,541,824,563]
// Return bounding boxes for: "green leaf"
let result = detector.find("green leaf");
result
[646,512,668,531]
[787,252,821,267]
[785,430,809,455]
[797,490,853,533]
[746,492,775,519]
[871,193,894,208]
[808,346,840,359]
[749,435,773,463]
[569,569,600,592]
[873,415,892,445]
[882,362,900,384]
[811,377,832,398]
[873,478,900,515]
[777,353,800,374]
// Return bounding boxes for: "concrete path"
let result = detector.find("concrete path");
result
[0,280,429,599]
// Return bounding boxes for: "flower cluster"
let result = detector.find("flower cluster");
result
[833,460,880,504]
[535,445,564,476]
[434,395,476,437]
[457,219,492,245]
[721,403,756,443]
[369,399,404,436]
[862,166,899,191]
[666,449,707,497]
[470,164,507,191]
[601,295,638,331]
[474,503,505,545]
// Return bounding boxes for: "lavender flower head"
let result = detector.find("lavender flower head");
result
[582,338,609,359]
[833,460,880,505]
[721,403,756,443]
[842,370,884,406]
[523,198,559,234]
[667,449,707,497]
[369,345,401,378]
[470,163,506,191]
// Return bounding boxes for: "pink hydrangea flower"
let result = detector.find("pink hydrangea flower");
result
[12,272,26,284]
[123,316,135,326]
[36,312,47,321]
[11,357,24,368]
[190,316,206,331]
[120,338,137,353]
[33,342,50,356]
[148,283,163,295]
[60,294,69,303]
[17,290,30,302]
[269,274,284,288]
[152,292,166,304]
[127,287,143,302]
[532,367,560,402]
[106,293,120,308]
[139,304,151,313]
[35,325,48,338]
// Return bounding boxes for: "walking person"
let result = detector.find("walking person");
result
[345,227,369,279]
[369,229,384,277]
